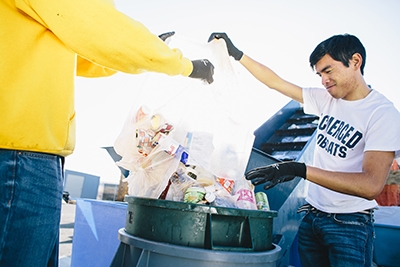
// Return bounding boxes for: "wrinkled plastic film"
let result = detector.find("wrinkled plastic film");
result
[114,34,255,198]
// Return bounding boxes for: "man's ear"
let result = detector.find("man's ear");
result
[351,53,363,70]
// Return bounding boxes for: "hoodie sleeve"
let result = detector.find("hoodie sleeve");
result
[76,55,118,77]
[15,0,193,76]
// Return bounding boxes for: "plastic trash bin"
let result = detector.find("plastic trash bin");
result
[110,229,282,267]
[70,199,127,267]
[124,196,277,252]
[373,206,400,267]
[248,100,315,266]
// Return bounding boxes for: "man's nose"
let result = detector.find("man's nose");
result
[321,74,330,86]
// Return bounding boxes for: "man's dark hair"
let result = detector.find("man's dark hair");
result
[309,34,366,75]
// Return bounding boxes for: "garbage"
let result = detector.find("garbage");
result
[255,191,270,211]
[114,105,257,209]
[113,34,256,210]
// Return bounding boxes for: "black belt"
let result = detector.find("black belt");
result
[297,204,375,215]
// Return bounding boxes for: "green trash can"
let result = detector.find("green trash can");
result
[110,229,282,267]
[124,196,278,252]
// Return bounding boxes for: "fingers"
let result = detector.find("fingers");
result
[245,170,258,180]
[208,32,226,42]
[203,59,214,84]
[245,166,276,189]
[206,70,214,84]
[249,176,278,190]
[245,169,259,180]
[189,59,215,84]
[245,166,269,180]
[245,163,299,190]
[263,181,277,190]
[249,177,267,185]
[158,31,175,41]
[207,33,218,42]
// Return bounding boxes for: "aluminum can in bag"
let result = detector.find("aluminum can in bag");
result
[255,192,270,211]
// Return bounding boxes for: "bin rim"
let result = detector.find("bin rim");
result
[124,196,278,218]
[374,223,400,229]
[118,228,282,262]
[77,198,128,208]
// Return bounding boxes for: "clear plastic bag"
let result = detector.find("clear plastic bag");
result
[114,34,255,199]
[122,134,184,198]
[165,166,199,202]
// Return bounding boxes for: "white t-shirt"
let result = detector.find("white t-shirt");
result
[303,87,400,213]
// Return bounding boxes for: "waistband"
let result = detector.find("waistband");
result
[297,203,375,215]
[0,148,65,170]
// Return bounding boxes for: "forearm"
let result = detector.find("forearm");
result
[239,54,280,88]
[239,54,303,102]
[306,165,390,200]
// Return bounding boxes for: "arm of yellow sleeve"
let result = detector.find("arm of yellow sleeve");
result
[17,0,193,76]
[76,56,118,77]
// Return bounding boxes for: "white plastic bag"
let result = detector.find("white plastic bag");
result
[122,133,184,198]
[114,34,255,198]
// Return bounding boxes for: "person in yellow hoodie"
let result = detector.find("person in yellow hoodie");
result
[0,0,214,265]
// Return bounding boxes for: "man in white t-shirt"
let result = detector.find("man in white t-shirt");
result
[208,32,400,267]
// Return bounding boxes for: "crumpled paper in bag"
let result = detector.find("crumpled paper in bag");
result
[113,34,255,198]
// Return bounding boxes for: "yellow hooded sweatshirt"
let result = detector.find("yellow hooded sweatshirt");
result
[0,0,193,157]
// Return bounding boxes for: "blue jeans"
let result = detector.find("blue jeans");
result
[298,206,375,267]
[0,149,64,267]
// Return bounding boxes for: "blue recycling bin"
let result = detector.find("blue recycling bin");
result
[373,206,400,267]
[71,199,127,267]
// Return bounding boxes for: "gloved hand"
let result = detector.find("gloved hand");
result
[189,59,215,84]
[158,31,175,42]
[245,162,307,190]
[208,32,243,61]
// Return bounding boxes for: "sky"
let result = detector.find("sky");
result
[65,0,400,185]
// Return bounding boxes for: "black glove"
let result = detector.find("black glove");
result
[245,162,307,190]
[158,31,175,42]
[189,59,215,84]
[208,32,243,61]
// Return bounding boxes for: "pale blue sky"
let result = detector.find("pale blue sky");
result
[66,0,400,184]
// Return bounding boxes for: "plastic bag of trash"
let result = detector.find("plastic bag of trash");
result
[122,132,184,198]
[114,34,255,198]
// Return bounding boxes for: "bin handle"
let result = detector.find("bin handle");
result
[206,214,254,251]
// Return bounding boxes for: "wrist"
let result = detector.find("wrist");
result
[296,162,307,179]
[233,50,243,61]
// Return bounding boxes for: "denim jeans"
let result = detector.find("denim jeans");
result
[298,206,375,267]
[0,149,63,267]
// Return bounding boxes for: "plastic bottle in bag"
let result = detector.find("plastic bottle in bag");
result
[233,178,257,210]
